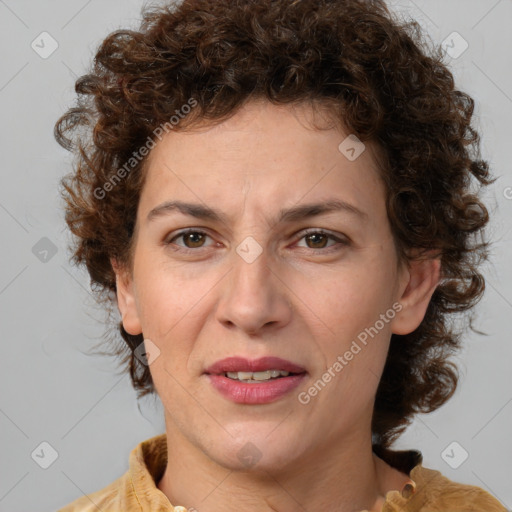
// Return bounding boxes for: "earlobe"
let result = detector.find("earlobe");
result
[111,258,143,336]
[391,254,441,336]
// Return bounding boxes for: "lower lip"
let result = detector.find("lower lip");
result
[207,374,306,404]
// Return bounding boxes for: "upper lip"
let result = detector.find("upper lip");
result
[205,356,306,375]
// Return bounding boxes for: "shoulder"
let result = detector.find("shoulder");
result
[57,473,131,511]
[56,433,169,511]
[384,465,508,511]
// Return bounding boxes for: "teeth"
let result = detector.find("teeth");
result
[224,370,291,382]
[252,371,272,381]
[239,371,257,380]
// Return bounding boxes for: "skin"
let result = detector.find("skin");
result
[113,99,440,512]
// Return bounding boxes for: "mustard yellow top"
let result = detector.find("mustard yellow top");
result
[57,434,507,511]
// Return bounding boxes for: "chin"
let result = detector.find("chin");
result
[205,432,303,473]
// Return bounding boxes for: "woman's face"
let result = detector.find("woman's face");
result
[115,100,438,472]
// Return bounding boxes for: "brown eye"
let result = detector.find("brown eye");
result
[304,233,329,249]
[165,229,214,251]
[181,232,206,248]
[295,229,348,252]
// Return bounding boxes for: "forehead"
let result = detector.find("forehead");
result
[138,100,387,226]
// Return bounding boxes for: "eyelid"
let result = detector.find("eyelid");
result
[298,227,347,240]
[164,228,217,249]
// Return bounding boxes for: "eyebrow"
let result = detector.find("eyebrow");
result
[146,199,368,225]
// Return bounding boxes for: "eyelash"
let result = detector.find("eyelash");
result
[164,228,349,254]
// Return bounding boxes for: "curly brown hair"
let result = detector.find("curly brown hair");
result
[55,0,493,448]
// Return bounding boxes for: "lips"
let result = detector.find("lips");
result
[204,356,306,375]
[204,357,307,404]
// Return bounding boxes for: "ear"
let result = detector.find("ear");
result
[111,258,142,336]
[390,252,441,336]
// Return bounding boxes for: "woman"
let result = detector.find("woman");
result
[55,0,507,510]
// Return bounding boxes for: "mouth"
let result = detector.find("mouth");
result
[219,369,302,383]
[204,356,307,404]
[205,356,307,377]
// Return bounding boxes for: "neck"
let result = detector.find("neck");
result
[156,418,409,512]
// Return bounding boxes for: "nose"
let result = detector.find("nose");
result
[215,246,293,336]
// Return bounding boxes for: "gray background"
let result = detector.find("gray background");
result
[0,1,511,510]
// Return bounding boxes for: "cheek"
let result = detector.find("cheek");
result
[299,258,397,398]
[134,255,203,335]
[311,265,395,340]
[133,258,219,380]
